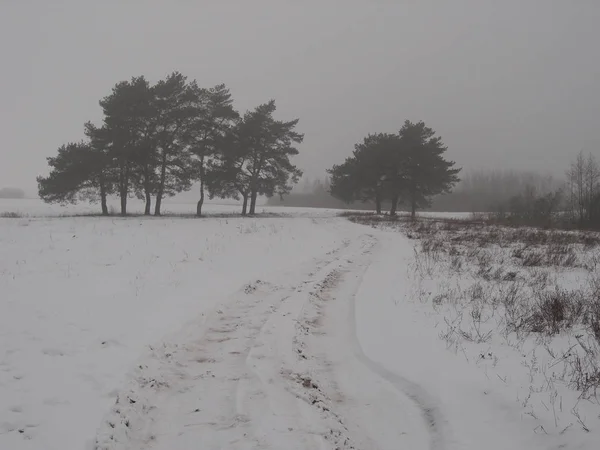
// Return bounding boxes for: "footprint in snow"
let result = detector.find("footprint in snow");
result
[43,397,70,406]
[100,339,122,348]
[42,348,66,357]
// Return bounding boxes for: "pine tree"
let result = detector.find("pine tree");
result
[151,72,197,216]
[37,140,112,215]
[185,83,239,216]
[328,133,398,214]
[328,121,460,217]
[208,100,303,215]
[99,76,153,215]
[397,120,461,218]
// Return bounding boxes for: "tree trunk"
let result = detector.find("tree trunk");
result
[98,175,109,216]
[242,194,248,216]
[248,156,264,216]
[144,191,152,215]
[119,162,129,216]
[196,193,204,217]
[100,184,108,216]
[143,165,152,215]
[375,191,382,215]
[155,152,167,216]
[249,190,258,215]
[119,174,127,216]
[196,157,205,217]
[390,194,398,216]
[154,192,162,216]
[120,190,127,216]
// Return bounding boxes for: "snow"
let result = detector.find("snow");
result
[0,213,345,450]
[0,198,473,220]
[355,221,600,450]
[0,198,252,217]
[1,202,598,450]
[356,232,554,449]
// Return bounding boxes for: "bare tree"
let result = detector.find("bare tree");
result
[566,151,586,224]
[585,153,600,223]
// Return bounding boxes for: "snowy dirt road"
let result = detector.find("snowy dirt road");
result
[3,214,590,450]
[95,220,588,450]
[93,229,445,450]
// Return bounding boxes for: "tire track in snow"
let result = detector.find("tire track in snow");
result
[300,234,448,450]
[92,238,354,450]
[93,231,449,450]
[242,239,373,449]
[349,236,447,450]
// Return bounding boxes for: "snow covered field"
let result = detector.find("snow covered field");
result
[0,198,275,217]
[352,216,600,450]
[1,202,598,450]
[0,211,346,449]
[0,198,472,220]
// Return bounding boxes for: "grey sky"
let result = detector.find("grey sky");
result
[1,0,599,195]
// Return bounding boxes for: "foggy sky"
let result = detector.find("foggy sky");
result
[1,0,599,196]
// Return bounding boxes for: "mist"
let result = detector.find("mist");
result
[1,0,599,197]
[4,3,600,448]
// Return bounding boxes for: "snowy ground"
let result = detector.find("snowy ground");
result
[0,198,289,217]
[0,212,346,449]
[0,198,472,220]
[2,203,597,450]
[352,215,600,450]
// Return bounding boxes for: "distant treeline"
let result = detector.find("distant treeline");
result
[0,187,25,199]
[270,152,600,230]
[267,169,561,213]
[493,151,600,230]
[429,170,562,212]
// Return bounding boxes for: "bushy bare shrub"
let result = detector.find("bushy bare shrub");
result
[518,246,578,268]
[0,211,22,218]
[355,214,600,400]
[587,279,600,345]
[526,289,585,334]
[521,250,545,267]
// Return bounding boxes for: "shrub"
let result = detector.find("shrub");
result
[0,211,22,218]
[527,289,585,335]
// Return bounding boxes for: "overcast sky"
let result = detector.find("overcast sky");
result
[1,0,599,195]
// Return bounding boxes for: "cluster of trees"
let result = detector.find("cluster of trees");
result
[328,120,461,217]
[37,72,303,216]
[495,151,600,229]
[270,169,558,213]
[566,151,600,227]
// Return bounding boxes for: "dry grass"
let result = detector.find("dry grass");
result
[0,211,23,218]
[348,213,600,402]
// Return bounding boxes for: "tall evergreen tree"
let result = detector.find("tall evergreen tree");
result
[328,133,398,214]
[185,83,239,216]
[83,122,114,214]
[397,120,461,218]
[328,157,366,208]
[244,101,303,215]
[151,72,197,215]
[37,140,112,215]
[99,76,153,215]
[208,100,303,215]
[206,120,254,215]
